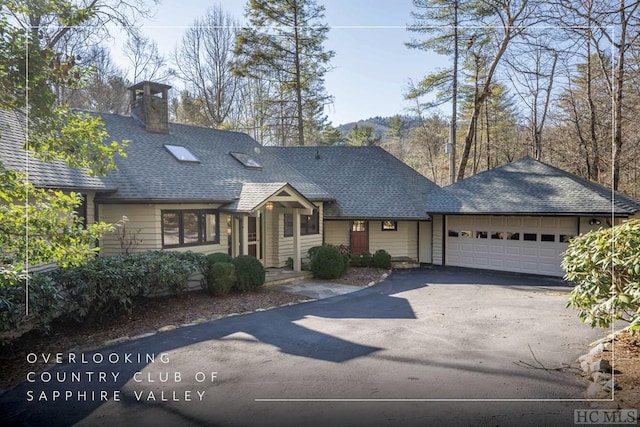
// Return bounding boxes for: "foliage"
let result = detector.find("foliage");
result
[232,255,265,292]
[0,271,62,335]
[204,252,234,291]
[233,0,334,145]
[285,257,294,270]
[0,166,114,273]
[372,249,392,269]
[346,124,381,146]
[311,245,345,279]
[350,252,373,268]
[206,262,236,297]
[564,220,640,334]
[112,216,142,255]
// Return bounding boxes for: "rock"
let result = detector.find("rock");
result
[580,360,591,373]
[103,337,129,347]
[158,325,177,332]
[586,382,608,399]
[589,358,612,373]
[578,353,595,364]
[130,332,156,341]
[602,378,618,392]
[591,371,612,384]
[588,342,606,356]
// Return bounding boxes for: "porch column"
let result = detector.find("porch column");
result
[231,216,240,257]
[293,208,301,271]
[241,215,249,256]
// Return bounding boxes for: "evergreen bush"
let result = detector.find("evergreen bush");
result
[311,245,345,279]
[232,255,265,292]
[207,262,236,296]
[350,251,373,268]
[372,249,392,269]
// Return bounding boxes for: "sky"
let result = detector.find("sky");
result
[127,0,448,126]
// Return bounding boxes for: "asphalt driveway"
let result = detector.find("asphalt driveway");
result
[0,267,607,426]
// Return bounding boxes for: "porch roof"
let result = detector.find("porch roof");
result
[222,182,317,214]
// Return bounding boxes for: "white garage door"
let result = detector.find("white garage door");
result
[445,215,577,277]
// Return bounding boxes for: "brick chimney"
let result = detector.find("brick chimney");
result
[128,81,171,134]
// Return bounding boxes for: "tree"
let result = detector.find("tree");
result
[319,123,345,145]
[233,0,334,146]
[173,5,240,128]
[346,124,381,146]
[408,0,540,181]
[0,1,152,284]
[123,27,169,84]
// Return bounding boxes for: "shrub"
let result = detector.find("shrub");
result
[311,245,345,279]
[206,262,236,296]
[350,251,373,268]
[285,257,294,270]
[232,255,265,292]
[372,249,392,269]
[0,271,62,336]
[204,252,234,290]
[564,219,640,334]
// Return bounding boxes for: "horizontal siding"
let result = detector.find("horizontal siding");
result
[98,203,225,257]
[324,221,350,247]
[369,221,418,260]
[274,203,323,267]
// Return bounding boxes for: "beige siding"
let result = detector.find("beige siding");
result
[98,203,226,256]
[85,192,96,224]
[432,215,444,265]
[273,203,323,267]
[369,221,418,260]
[578,216,625,235]
[419,221,432,263]
[324,220,350,247]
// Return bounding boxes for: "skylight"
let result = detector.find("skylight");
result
[164,145,200,163]
[230,151,262,169]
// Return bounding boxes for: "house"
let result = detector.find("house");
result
[2,80,639,277]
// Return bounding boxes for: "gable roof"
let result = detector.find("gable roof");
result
[271,146,440,219]
[427,156,640,216]
[223,182,317,213]
[94,113,331,204]
[0,109,116,191]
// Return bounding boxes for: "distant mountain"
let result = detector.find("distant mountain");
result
[336,115,421,137]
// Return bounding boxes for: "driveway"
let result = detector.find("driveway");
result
[0,267,605,426]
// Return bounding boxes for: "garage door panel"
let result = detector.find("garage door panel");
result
[446,215,576,277]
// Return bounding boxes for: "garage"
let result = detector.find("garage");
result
[445,215,577,276]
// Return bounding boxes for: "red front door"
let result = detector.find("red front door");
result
[350,220,368,254]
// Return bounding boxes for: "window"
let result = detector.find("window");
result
[491,232,504,239]
[73,193,88,228]
[560,235,574,243]
[352,220,366,232]
[460,230,472,238]
[541,234,556,242]
[301,210,319,235]
[506,232,520,240]
[230,152,262,169]
[161,210,219,248]
[283,211,319,236]
[284,213,293,237]
[475,231,487,239]
[164,145,199,163]
[523,233,537,241]
[448,230,459,237]
[382,220,398,231]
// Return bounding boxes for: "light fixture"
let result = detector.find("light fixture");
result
[589,218,601,226]
[266,201,273,210]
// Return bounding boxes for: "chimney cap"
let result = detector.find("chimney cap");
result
[127,81,172,92]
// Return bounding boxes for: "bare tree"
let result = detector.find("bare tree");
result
[123,27,169,83]
[173,5,239,128]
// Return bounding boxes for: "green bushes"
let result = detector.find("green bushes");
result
[350,252,373,267]
[207,262,236,296]
[311,246,346,279]
[564,219,640,334]
[372,249,392,269]
[232,255,265,291]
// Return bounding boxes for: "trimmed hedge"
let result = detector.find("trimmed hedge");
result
[311,246,346,279]
[350,251,373,268]
[232,255,265,292]
[372,249,392,269]
[207,262,236,296]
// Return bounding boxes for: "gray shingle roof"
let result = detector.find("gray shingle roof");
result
[427,156,640,215]
[94,113,331,203]
[0,109,116,191]
[270,146,439,219]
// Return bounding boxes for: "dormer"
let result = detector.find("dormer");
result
[128,81,171,134]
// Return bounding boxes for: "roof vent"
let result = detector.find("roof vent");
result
[315,149,321,160]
